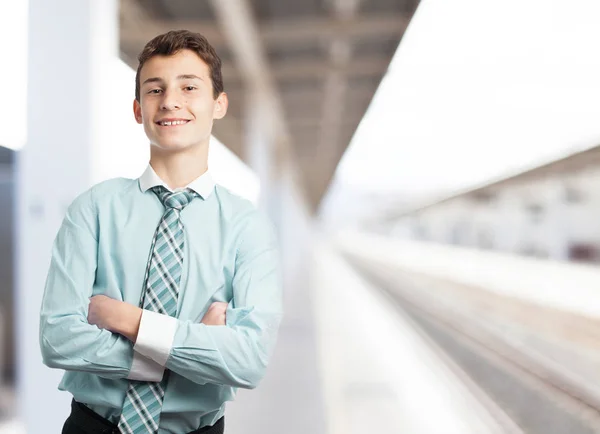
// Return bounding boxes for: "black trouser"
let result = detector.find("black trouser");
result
[62,400,225,434]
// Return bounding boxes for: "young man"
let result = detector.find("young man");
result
[39,30,283,434]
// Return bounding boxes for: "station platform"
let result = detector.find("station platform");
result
[227,235,520,434]
[3,231,600,433]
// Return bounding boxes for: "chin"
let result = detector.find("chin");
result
[152,142,193,152]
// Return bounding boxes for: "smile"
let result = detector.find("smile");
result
[156,120,190,126]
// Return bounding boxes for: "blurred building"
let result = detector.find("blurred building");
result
[385,145,600,263]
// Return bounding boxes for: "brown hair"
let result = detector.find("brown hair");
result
[135,30,224,101]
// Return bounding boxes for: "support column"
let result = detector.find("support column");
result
[15,1,118,431]
[245,89,281,220]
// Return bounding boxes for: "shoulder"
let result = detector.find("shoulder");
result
[67,177,136,218]
[62,178,138,238]
[89,177,137,202]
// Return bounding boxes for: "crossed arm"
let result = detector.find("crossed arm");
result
[40,196,283,390]
[87,296,228,341]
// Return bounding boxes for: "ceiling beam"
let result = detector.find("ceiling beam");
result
[208,0,305,205]
[261,13,410,46]
[289,114,365,129]
[310,0,364,211]
[208,0,290,148]
[210,114,365,130]
[119,12,411,51]
[221,54,389,82]
[280,86,375,102]
[120,0,175,44]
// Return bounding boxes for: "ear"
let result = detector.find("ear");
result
[213,92,229,120]
[133,99,143,124]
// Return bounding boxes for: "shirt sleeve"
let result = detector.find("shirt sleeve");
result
[128,352,164,382]
[133,210,284,389]
[39,189,134,379]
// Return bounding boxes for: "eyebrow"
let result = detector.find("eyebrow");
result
[142,74,205,85]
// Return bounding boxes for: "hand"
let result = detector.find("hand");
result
[88,295,120,330]
[88,295,142,342]
[201,302,228,325]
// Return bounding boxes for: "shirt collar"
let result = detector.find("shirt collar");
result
[138,164,215,199]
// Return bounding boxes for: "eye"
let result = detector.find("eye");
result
[184,86,197,91]
[148,89,162,94]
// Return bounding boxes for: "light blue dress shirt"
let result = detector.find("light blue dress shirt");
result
[39,165,283,433]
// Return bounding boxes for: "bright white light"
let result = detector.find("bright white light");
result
[208,136,261,203]
[336,0,600,199]
[0,0,28,150]
[93,58,150,183]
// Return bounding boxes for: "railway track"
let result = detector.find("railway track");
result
[344,254,600,434]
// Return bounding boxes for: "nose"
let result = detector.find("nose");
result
[160,89,182,111]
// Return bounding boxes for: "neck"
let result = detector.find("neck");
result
[149,144,209,190]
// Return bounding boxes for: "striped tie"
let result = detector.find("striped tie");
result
[118,186,197,434]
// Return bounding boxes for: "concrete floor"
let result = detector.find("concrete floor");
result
[226,252,326,434]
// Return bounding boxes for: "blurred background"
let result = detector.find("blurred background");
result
[2,0,600,432]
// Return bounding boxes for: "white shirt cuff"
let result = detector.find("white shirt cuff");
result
[133,310,178,366]
[127,352,164,382]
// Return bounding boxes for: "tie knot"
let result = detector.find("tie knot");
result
[152,186,197,210]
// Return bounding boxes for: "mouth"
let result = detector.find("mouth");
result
[155,119,191,127]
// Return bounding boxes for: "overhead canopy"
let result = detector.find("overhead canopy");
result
[120,0,419,211]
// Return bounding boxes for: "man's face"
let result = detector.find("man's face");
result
[134,49,227,153]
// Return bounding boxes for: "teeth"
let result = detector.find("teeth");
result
[160,120,187,126]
